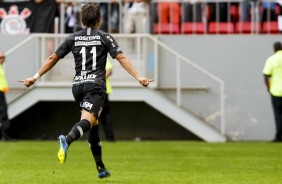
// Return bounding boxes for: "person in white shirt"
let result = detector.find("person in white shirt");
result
[123,0,149,33]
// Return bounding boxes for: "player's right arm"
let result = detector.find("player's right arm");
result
[19,53,60,88]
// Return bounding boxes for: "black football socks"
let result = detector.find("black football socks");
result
[66,119,91,145]
[88,125,105,170]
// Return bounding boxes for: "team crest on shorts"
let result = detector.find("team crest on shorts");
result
[0,5,31,35]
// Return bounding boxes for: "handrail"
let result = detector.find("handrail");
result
[5,33,224,85]
[65,0,279,35]
[5,33,225,135]
[143,34,225,135]
[5,34,38,56]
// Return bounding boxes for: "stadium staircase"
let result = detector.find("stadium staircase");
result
[5,34,226,142]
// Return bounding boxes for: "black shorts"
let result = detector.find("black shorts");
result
[72,83,106,119]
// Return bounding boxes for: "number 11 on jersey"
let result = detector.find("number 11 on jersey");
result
[79,46,97,70]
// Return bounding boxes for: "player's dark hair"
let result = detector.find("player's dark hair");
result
[81,3,101,28]
[273,41,282,52]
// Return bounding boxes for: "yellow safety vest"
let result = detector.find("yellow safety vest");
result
[263,50,282,97]
[106,59,113,94]
[0,65,8,93]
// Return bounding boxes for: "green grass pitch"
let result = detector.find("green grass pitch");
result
[0,141,282,184]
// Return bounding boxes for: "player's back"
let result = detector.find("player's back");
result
[71,28,109,77]
[56,27,122,87]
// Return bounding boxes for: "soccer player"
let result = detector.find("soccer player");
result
[19,3,152,179]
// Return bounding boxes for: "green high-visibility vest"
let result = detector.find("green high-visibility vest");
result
[0,65,8,93]
[105,59,113,95]
[263,50,282,97]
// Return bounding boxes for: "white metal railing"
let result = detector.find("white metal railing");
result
[148,35,225,134]
[5,33,225,135]
[0,0,280,35]
[151,0,281,34]
[55,0,281,35]
[59,0,124,33]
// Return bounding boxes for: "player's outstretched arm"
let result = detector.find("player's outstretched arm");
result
[19,53,60,88]
[115,53,153,87]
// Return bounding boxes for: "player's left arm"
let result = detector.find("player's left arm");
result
[115,53,153,87]
[19,53,60,87]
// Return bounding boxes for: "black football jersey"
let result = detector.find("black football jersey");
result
[55,27,123,87]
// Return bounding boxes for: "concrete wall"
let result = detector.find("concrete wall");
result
[158,35,281,141]
[9,101,199,141]
[1,34,281,141]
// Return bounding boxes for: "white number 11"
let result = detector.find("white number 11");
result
[79,46,97,70]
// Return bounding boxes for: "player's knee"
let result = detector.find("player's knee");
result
[81,110,98,127]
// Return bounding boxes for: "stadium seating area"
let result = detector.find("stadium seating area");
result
[151,1,281,35]
[0,0,281,35]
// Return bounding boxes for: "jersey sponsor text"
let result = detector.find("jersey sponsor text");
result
[75,41,101,46]
[75,35,100,41]
[73,73,97,85]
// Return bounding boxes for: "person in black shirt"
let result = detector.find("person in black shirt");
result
[19,3,152,179]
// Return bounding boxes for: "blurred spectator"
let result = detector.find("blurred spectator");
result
[261,1,277,22]
[183,0,203,22]
[157,2,181,25]
[34,0,44,4]
[260,1,277,32]
[110,1,120,33]
[208,2,228,22]
[123,0,149,33]
[64,1,75,33]
[276,0,282,33]
[29,0,57,33]
[64,1,81,33]
[100,1,120,33]
[241,0,258,22]
[99,3,108,32]
[277,0,282,10]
